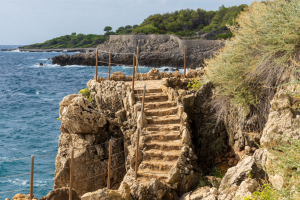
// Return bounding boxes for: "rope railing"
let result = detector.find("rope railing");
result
[94,45,188,83]
[0,44,187,198]
[0,136,126,199]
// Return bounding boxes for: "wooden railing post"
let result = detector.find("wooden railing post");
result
[135,128,140,180]
[135,85,146,180]
[95,49,98,82]
[30,155,34,200]
[136,46,139,80]
[108,51,111,80]
[69,149,74,200]
[132,55,136,91]
[184,46,187,78]
[108,140,112,189]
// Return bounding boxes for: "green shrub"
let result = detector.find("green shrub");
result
[204,0,300,109]
[244,184,278,200]
[187,79,203,90]
[133,24,159,34]
[80,88,93,102]
[215,32,233,40]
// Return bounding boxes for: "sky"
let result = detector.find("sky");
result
[0,0,253,45]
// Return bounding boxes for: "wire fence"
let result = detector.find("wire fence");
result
[0,137,125,196]
[0,45,185,196]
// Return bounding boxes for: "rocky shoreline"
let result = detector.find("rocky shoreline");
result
[51,35,223,68]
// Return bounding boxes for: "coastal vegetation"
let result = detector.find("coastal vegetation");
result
[203,0,300,198]
[204,0,300,110]
[22,33,106,49]
[22,4,247,49]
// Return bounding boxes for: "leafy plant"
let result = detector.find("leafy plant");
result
[187,79,203,90]
[197,173,210,188]
[80,88,93,102]
[211,167,226,179]
[244,184,278,200]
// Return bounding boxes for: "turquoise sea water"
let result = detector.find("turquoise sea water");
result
[0,45,181,199]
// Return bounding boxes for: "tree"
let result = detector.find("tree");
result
[116,26,125,33]
[77,34,85,41]
[133,24,138,28]
[71,32,76,36]
[70,38,78,45]
[125,25,132,29]
[104,26,112,32]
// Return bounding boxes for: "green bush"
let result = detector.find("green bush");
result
[133,24,159,34]
[187,79,203,90]
[204,0,300,109]
[79,88,93,102]
[244,184,278,200]
[215,32,233,40]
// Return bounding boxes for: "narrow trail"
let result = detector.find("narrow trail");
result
[133,81,183,185]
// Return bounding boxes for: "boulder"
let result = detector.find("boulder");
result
[234,178,259,199]
[148,178,166,200]
[11,194,37,200]
[59,96,107,134]
[218,156,266,192]
[167,167,181,184]
[39,188,80,200]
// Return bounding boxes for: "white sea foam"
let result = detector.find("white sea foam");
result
[38,59,49,61]
[11,49,20,52]
[9,178,29,186]
[36,91,39,95]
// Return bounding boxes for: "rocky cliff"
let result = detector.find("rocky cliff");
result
[52,35,223,68]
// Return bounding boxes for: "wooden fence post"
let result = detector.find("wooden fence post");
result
[95,49,98,82]
[108,51,111,80]
[135,128,140,180]
[136,46,139,80]
[184,46,187,78]
[30,155,34,200]
[135,85,146,180]
[132,55,136,92]
[108,140,112,189]
[69,149,74,200]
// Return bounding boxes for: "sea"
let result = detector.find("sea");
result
[0,45,183,199]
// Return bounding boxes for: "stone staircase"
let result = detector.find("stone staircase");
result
[133,87,182,185]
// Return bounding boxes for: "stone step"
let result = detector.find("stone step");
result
[145,107,178,116]
[134,88,162,94]
[144,149,180,162]
[135,94,168,103]
[145,124,181,131]
[146,115,180,124]
[140,160,176,172]
[142,132,181,141]
[137,171,168,183]
[144,140,182,151]
[144,101,177,109]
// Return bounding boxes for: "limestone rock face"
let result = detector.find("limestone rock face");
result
[10,194,37,200]
[179,178,258,200]
[52,35,222,68]
[167,167,181,184]
[81,188,123,200]
[59,95,107,134]
[260,90,300,148]
[39,188,80,200]
[218,156,265,192]
[54,80,134,196]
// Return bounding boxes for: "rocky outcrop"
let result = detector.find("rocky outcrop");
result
[54,80,135,196]
[39,188,80,200]
[52,35,223,68]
